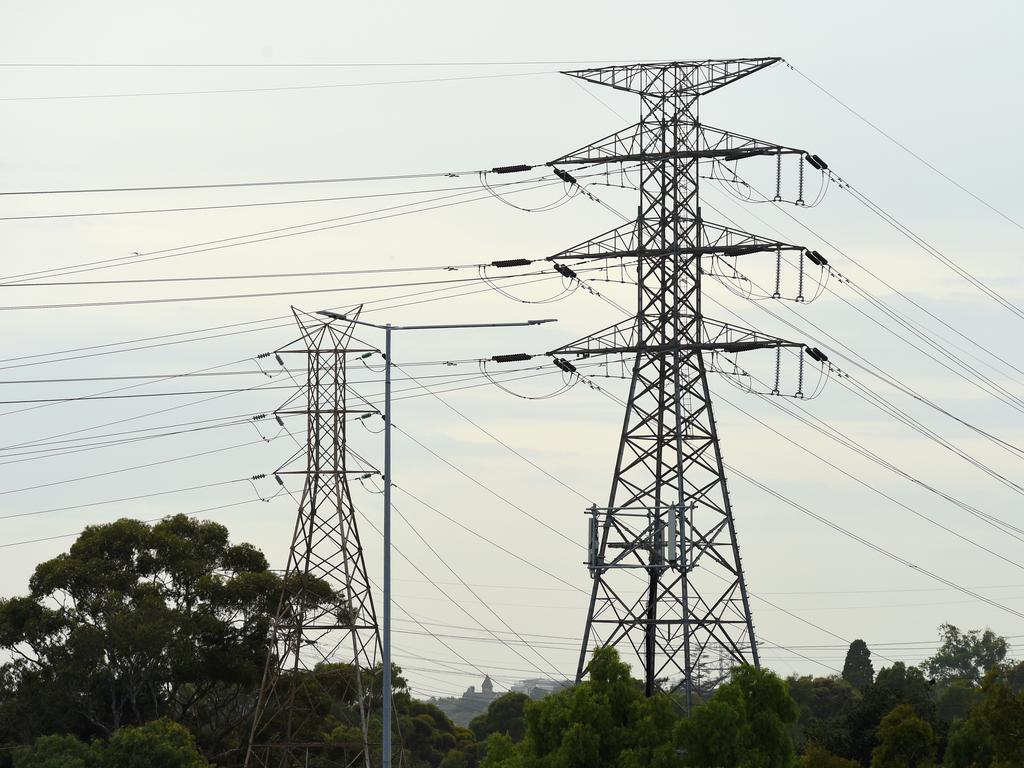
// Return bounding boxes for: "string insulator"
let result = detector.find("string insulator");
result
[797,157,805,206]
[256,352,272,360]
[491,258,532,268]
[274,474,284,486]
[251,473,266,481]
[553,167,579,186]
[805,154,829,171]
[796,352,805,398]
[772,346,782,395]
[805,347,829,363]
[491,353,533,363]
[773,151,783,202]
[806,250,828,267]
[554,263,578,280]
[491,164,534,174]
[797,251,805,302]
[253,413,266,421]
[553,357,578,374]
[274,414,284,426]
[274,353,284,366]
[773,247,782,299]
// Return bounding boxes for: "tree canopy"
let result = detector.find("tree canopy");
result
[1,517,1020,768]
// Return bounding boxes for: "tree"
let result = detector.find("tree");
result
[677,665,799,768]
[11,720,209,768]
[842,662,936,765]
[469,693,530,743]
[944,662,1024,768]
[787,675,859,754]
[97,719,209,768]
[483,647,680,768]
[798,744,860,768]
[11,735,94,768]
[841,640,874,692]
[870,704,935,768]
[923,624,1008,685]
[0,516,281,757]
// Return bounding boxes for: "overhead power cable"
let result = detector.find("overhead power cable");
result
[0,478,249,522]
[728,465,1024,623]
[0,495,274,549]
[0,70,552,103]
[0,169,490,197]
[702,191,1024,462]
[785,61,1024,233]
[0,59,624,67]
[0,175,560,283]
[0,181,509,222]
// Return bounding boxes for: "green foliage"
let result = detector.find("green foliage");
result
[0,515,281,755]
[787,675,860,754]
[843,661,936,764]
[12,721,208,768]
[470,693,530,743]
[935,679,979,724]
[798,743,860,768]
[841,640,874,692]
[484,647,680,768]
[12,735,94,768]
[98,719,209,768]
[678,664,799,768]
[923,624,1008,686]
[870,704,936,767]
[943,662,1024,768]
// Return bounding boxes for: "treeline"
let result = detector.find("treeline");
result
[0,515,1021,767]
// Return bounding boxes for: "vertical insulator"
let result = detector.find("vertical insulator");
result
[797,158,805,206]
[797,350,805,398]
[773,246,782,299]
[772,346,781,395]
[774,150,783,202]
[797,251,805,302]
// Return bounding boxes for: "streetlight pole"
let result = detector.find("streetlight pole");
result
[318,311,555,768]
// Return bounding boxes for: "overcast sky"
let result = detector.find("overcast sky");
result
[2,1,1024,698]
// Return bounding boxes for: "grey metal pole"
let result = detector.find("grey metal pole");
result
[382,323,392,768]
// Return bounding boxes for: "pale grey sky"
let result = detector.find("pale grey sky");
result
[2,1,1024,697]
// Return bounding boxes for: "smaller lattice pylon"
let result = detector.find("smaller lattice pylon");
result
[244,308,383,768]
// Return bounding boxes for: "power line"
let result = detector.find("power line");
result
[0,169,490,197]
[0,70,552,102]
[0,59,625,68]
[785,61,1024,233]
[0,182,500,222]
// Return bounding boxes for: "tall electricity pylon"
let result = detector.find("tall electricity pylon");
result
[245,309,382,768]
[547,58,817,706]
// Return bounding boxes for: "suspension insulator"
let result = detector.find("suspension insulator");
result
[806,250,828,267]
[491,164,534,174]
[805,154,829,171]
[492,353,533,363]
[553,357,578,374]
[805,347,829,363]
[491,258,532,268]
[554,263,579,280]
[553,167,579,186]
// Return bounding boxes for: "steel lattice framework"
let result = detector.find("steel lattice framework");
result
[548,58,815,706]
[245,309,382,768]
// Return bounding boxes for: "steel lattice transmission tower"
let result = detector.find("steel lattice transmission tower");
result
[245,309,382,768]
[546,58,816,705]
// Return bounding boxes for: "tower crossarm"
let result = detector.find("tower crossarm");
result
[549,122,806,167]
[547,218,807,262]
[550,317,800,359]
[562,58,781,96]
